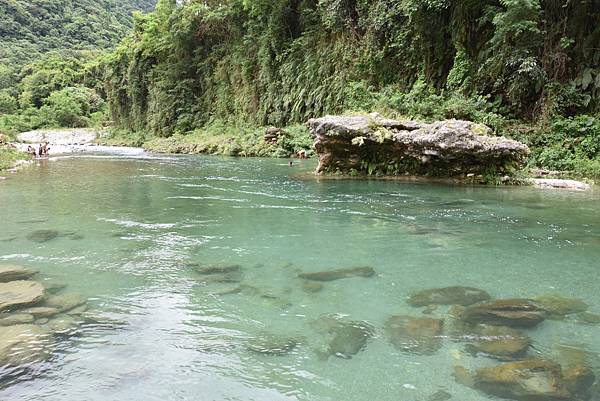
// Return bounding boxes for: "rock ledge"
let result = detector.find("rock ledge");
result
[308,114,530,177]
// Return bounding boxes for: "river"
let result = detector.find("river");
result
[0,153,599,401]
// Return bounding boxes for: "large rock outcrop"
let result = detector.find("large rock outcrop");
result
[307,114,530,177]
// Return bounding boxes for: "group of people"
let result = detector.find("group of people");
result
[26,142,50,158]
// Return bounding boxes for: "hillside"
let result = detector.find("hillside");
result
[100,0,599,177]
[0,0,157,88]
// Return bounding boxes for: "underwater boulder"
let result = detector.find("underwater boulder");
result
[534,294,588,318]
[408,286,491,307]
[460,299,546,328]
[47,314,82,336]
[26,229,60,243]
[466,325,531,360]
[455,358,595,401]
[0,265,39,283]
[302,281,324,293]
[246,333,301,356]
[577,312,600,325]
[298,267,375,282]
[312,314,374,359]
[427,390,452,401]
[0,313,35,326]
[0,281,45,311]
[194,264,242,275]
[0,324,54,366]
[44,293,87,313]
[194,264,244,284]
[19,306,60,319]
[384,315,444,355]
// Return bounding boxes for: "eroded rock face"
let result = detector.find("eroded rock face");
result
[0,281,45,311]
[298,267,375,282]
[308,114,529,176]
[408,286,491,307]
[0,265,39,283]
[461,359,596,401]
[461,299,546,328]
[384,315,444,355]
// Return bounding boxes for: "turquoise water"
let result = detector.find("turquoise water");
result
[0,154,599,401]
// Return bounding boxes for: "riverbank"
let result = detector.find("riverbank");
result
[2,126,594,191]
[0,129,146,173]
[11,128,145,156]
[0,146,31,172]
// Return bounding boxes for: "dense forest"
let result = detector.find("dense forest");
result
[2,0,600,177]
[0,0,156,129]
[105,0,600,177]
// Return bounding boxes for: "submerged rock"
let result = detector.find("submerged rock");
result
[44,293,87,313]
[41,279,68,294]
[246,333,301,356]
[197,272,244,284]
[535,294,588,318]
[194,264,241,275]
[384,315,444,355]
[0,265,39,283]
[408,286,491,307]
[302,281,324,293]
[577,312,600,325]
[0,324,54,366]
[0,281,45,311]
[456,359,595,401]
[47,314,81,336]
[466,325,531,360]
[194,264,244,284]
[0,313,35,326]
[460,299,546,328]
[308,114,529,177]
[427,390,452,401]
[312,315,374,359]
[20,306,60,319]
[26,229,60,243]
[298,267,375,282]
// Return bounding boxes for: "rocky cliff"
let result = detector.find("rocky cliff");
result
[308,114,530,178]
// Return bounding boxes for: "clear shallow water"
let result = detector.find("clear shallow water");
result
[0,154,599,401]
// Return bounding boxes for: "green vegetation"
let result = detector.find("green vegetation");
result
[98,0,599,177]
[142,122,313,158]
[0,146,30,171]
[0,0,156,135]
[1,0,600,178]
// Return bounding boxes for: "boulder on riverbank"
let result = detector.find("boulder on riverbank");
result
[307,114,530,177]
